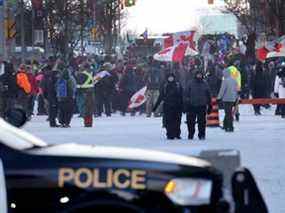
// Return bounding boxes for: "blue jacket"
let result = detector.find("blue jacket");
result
[56,76,76,99]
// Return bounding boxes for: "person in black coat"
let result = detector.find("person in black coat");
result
[185,70,212,140]
[250,62,270,115]
[0,60,17,117]
[42,67,60,127]
[153,73,183,140]
[118,66,137,116]
[94,64,117,117]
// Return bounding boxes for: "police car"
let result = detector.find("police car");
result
[0,109,268,213]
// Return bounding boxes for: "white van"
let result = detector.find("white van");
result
[0,159,7,213]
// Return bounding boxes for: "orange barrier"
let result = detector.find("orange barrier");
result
[207,98,220,127]
[240,98,285,105]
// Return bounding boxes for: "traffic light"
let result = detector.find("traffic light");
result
[125,0,135,7]
[4,19,16,40]
[208,0,214,4]
[91,27,97,40]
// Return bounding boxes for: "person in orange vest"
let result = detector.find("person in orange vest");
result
[16,64,32,115]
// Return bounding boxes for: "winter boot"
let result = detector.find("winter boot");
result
[235,113,240,122]
[84,116,93,127]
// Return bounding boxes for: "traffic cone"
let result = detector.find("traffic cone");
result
[207,98,220,127]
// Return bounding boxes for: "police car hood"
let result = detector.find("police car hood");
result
[28,143,211,168]
[0,118,209,168]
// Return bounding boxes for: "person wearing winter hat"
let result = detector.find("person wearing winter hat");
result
[153,73,183,140]
[76,63,95,127]
[56,68,76,127]
[184,70,212,140]
[217,69,239,132]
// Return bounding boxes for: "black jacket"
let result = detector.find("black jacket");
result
[185,79,211,110]
[154,80,183,113]
[250,70,269,98]
[95,74,116,96]
[0,62,18,98]
[42,71,58,102]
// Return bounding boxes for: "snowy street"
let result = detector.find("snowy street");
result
[24,105,285,213]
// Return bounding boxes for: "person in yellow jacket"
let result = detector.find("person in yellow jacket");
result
[227,65,241,121]
[16,64,31,115]
[76,63,95,127]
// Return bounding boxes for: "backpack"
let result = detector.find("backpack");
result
[16,72,31,94]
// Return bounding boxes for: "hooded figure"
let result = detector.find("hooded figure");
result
[153,73,183,140]
[250,62,269,115]
[185,70,212,140]
[217,69,239,132]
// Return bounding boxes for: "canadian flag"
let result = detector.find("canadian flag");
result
[259,35,285,60]
[163,31,196,50]
[154,42,198,62]
[128,86,147,109]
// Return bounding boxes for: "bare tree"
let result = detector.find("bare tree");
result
[223,0,264,34]
[45,0,91,58]
[265,0,285,35]
[95,0,125,55]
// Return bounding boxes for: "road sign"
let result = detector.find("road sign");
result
[0,0,3,6]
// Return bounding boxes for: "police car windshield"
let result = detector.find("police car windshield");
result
[0,119,47,150]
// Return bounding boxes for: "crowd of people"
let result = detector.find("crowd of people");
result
[0,33,285,139]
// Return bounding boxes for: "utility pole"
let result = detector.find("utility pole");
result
[80,0,84,56]
[31,4,35,62]
[0,0,8,60]
[44,0,49,58]
[0,0,4,57]
[20,0,26,63]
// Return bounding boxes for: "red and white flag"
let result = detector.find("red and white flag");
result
[163,31,196,49]
[154,43,198,62]
[128,86,147,109]
[259,36,285,60]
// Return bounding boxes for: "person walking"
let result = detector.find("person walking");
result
[153,73,183,140]
[250,62,269,115]
[274,68,285,118]
[94,63,116,117]
[16,64,32,114]
[76,63,95,127]
[56,69,76,127]
[0,57,17,117]
[35,69,46,115]
[185,70,212,140]
[42,62,60,127]
[118,65,137,116]
[145,58,163,117]
[26,65,38,118]
[217,69,239,132]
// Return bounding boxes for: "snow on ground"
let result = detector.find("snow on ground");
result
[24,105,285,213]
